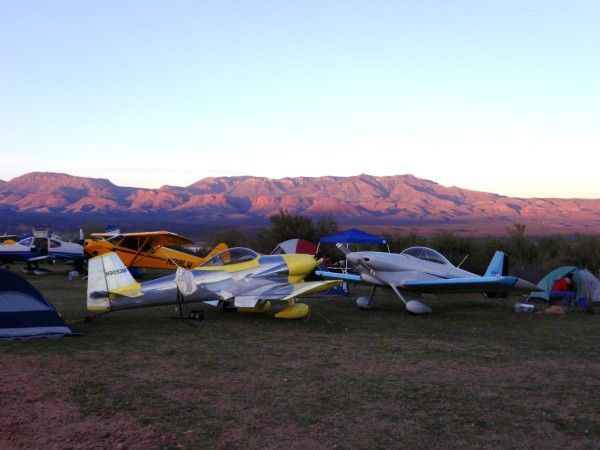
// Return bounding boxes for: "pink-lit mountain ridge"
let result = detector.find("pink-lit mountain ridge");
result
[0,172,598,236]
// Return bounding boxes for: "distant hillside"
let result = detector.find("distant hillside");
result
[1,172,599,238]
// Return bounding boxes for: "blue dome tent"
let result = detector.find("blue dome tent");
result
[0,269,80,340]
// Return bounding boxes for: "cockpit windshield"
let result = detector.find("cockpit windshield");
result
[199,247,259,267]
[401,246,452,265]
[18,237,33,246]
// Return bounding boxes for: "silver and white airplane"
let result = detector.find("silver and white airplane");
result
[87,247,341,319]
[316,245,542,314]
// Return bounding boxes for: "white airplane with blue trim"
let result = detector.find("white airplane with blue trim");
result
[0,226,85,274]
[316,245,542,314]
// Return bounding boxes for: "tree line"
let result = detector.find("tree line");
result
[199,209,600,281]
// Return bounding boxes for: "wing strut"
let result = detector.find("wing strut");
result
[129,236,153,267]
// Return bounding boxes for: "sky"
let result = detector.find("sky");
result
[1,1,598,199]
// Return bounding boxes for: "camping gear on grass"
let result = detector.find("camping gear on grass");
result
[527,266,600,305]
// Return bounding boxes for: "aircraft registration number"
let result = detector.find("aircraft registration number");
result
[105,268,127,276]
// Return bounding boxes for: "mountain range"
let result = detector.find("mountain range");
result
[1,172,598,238]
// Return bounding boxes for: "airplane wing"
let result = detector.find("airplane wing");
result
[315,270,361,282]
[282,280,343,299]
[231,279,342,319]
[91,231,195,247]
[401,276,542,293]
[232,280,342,307]
[316,269,540,294]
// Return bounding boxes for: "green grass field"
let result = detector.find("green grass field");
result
[2,263,600,449]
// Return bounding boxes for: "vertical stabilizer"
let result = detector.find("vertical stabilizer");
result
[87,252,139,312]
[484,251,509,277]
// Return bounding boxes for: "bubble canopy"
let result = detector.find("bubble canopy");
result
[199,247,259,267]
[400,247,452,266]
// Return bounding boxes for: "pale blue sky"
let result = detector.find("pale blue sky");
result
[1,1,598,198]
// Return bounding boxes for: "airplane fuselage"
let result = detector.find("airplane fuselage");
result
[83,237,227,270]
[0,237,83,262]
[87,248,327,313]
[84,240,201,269]
[346,250,475,287]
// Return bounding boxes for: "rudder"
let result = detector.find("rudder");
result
[87,252,139,312]
[484,251,509,277]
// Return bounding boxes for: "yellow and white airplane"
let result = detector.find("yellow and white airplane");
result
[83,231,227,270]
[87,247,341,319]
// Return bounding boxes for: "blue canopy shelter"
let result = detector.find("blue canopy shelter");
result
[318,229,388,276]
[319,228,389,251]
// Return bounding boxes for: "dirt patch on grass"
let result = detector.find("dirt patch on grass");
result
[0,354,163,449]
